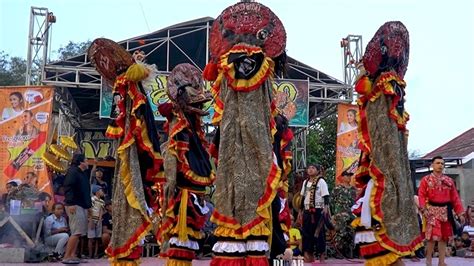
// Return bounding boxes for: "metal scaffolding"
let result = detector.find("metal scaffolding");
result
[42,17,355,173]
[341,35,363,88]
[26,7,56,85]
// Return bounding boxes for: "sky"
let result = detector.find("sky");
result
[1,0,473,156]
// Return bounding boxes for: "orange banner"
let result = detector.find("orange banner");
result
[335,103,361,186]
[0,86,54,197]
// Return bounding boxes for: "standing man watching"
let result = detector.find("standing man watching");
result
[62,154,92,264]
[418,156,465,266]
[298,164,330,263]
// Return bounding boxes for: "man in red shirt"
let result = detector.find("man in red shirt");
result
[418,156,466,266]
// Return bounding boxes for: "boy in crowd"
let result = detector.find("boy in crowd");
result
[101,200,113,251]
[288,215,302,256]
[88,185,105,259]
[44,203,70,260]
[91,167,110,200]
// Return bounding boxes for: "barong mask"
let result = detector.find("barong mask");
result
[359,21,409,116]
[166,63,212,116]
[363,21,409,79]
[208,1,287,79]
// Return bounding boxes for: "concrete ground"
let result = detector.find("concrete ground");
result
[1,257,474,265]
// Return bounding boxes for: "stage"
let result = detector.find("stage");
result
[3,257,474,265]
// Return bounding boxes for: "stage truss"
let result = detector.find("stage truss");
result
[42,17,353,173]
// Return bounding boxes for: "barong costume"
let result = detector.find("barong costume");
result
[89,39,165,265]
[202,2,290,265]
[350,22,423,266]
[157,63,215,266]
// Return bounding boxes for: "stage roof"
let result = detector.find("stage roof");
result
[44,17,349,127]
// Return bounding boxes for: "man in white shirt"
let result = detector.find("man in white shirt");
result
[298,164,330,263]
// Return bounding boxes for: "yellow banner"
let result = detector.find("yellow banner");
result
[335,103,361,186]
[0,86,54,197]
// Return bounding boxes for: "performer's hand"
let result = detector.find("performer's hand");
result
[322,206,329,215]
[459,214,466,225]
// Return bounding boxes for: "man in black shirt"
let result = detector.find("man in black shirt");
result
[62,154,92,264]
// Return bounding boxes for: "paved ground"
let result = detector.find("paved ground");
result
[1,257,474,265]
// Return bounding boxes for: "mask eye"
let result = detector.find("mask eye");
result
[257,29,268,40]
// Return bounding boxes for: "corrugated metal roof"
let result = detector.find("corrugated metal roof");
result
[423,128,474,159]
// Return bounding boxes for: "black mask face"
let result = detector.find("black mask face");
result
[228,52,264,79]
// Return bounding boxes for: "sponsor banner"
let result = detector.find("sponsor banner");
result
[78,129,116,160]
[100,74,309,127]
[0,86,54,196]
[335,103,361,186]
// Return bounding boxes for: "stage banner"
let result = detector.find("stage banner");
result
[0,86,54,196]
[335,103,361,186]
[100,75,309,127]
[273,78,309,127]
[78,129,116,160]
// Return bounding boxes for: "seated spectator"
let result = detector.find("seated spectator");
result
[461,232,472,248]
[88,185,105,259]
[37,192,52,215]
[43,203,70,260]
[2,180,19,211]
[463,215,474,238]
[101,200,113,251]
[54,186,66,204]
[289,215,303,256]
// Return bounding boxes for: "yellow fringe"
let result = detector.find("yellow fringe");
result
[165,258,192,266]
[125,63,150,82]
[365,252,399,266]
[169,227,204,240]
[177,189,189,241]
[110,260,140,266]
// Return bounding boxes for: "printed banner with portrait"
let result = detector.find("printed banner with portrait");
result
[100,75,309,127]
[0,86,54,196]
[335,103,361,186]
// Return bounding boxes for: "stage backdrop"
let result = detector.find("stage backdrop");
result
[100,74,309,127]
[0,86,54,196]
[335,103,361,186]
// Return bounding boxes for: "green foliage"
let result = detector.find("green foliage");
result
[331,185,356,258]
[57,40,92,60]
[306,113,337,191]
[0,51,27,86]
[331,185,356,214]
[0,40,92,86]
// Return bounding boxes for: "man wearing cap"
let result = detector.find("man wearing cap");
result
[62,154,92,264]
[298,164,330,263]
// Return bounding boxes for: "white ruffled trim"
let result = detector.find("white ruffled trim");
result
[246,240,269,252]
[361,179,374,229]
[190,193,210,214]
[283,233,289,242]
[354,231,376,244]
[212,241,246,253]
[169,237,200,250]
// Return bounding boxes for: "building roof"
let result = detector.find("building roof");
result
[44,16,346,119]
[423,127,474,159]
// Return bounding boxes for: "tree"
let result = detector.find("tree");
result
[0,51,27,86]
[57,40,91,60]
[0,40,92,86]
[306,113,337,191]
